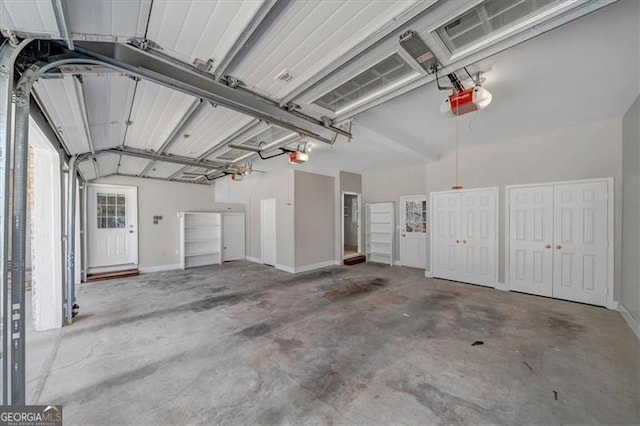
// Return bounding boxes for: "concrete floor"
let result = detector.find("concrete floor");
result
[27,261,639,425]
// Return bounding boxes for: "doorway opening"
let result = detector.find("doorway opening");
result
[342,192,362,259]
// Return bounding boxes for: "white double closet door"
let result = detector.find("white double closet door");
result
[431,188,498,287]
[508,180,610,306]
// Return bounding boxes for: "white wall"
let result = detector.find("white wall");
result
[621,95,640,327]
[425,118,623,299]
[94,175,242,270]
[362,162,426,263]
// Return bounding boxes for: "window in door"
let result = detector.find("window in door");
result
[404,199,427,233]
[97,193,126,229]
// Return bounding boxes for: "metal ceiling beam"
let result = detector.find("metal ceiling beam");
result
[139,98,205,177]
[103,146,239,172]
[213,0,281,78]
[72,75,100,178]
[53,41,349,145]
[95,172,210,186]
[168,119,264,181]
[51,0,74,50]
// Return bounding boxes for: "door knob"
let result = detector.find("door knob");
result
[556,245,562,249]
[401,234,406,237]
[463,240,467,244]
[456,240,460,243]
[545,244,551,249]
[129,230,134,234]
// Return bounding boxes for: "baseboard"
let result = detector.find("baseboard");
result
[494,282,509,291]
[245,256,262,264]
[424,270,433,278]
[138,263,181,274]
[619,304,640,341]
[275,264,295,273]
[394,260,402,266]
[295,260,339,273]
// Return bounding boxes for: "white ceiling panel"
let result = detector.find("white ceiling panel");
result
[165,103,253,158]
[123,80,198,152]
[33,76,88,155]
[77,159,97,181]
[66,0,151,42]
[96,154,120,178]
[116,156,149,176]
[144,161,185,179]
[0,0,59,37]
[146,0,265,68]
[84,74,136,151]
[231,0,420,99]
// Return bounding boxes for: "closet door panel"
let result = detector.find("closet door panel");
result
[507,186,554,296]
[552,182,608,306]
[432,192,462,281]
[460,189,498,286]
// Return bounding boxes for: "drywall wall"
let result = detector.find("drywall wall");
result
[214,169,295,268]
[425,118,623,300]
[622,95,640,325]
[93,175,242,270]
[362,162,427,262]
[294,171,335,268]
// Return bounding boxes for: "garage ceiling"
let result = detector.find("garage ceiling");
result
[1,0,631,182]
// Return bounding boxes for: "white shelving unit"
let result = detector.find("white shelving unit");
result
[179,212,222,269]
[366,202,394,266]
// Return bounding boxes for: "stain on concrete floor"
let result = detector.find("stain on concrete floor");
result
[26,261,639,425]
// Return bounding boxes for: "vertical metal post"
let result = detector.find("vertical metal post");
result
[10,90,30,406]
[0,42,14,406]
[0,39,31,405]
[65,156,77,325]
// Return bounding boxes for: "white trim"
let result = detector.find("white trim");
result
[275,264,295,274]
[505,177,615,308]
[341,191,363,260]
[294,260,340,273]
[138,263,181,274]
[394,260,402,266]
[619,304,640,341]
[424,270,433,278]
[494,282,508,291]
[245,256,262,264]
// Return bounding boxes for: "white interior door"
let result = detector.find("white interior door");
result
[87,185,138,269]
[459,189,498,286]
[400,195,427,269]
[431,192,462,281]
[222,213,245,261]
[261,199,276,266]
[552,181,608,305]
[508,185,554,296]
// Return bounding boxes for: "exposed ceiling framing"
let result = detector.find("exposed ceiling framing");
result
[1,0,621,183]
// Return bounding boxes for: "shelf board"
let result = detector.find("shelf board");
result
[185,224,220,228]
[368,241,391,245]
[185,238,219,243]
[185,250,220,257]
[367,231,391,234]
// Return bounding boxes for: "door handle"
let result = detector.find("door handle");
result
[401,234,406,237]
[556,245,562,249]
[129,230,134,234]
[462,240,467,244]
[456,240,460,243]
[545,244,551,249]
